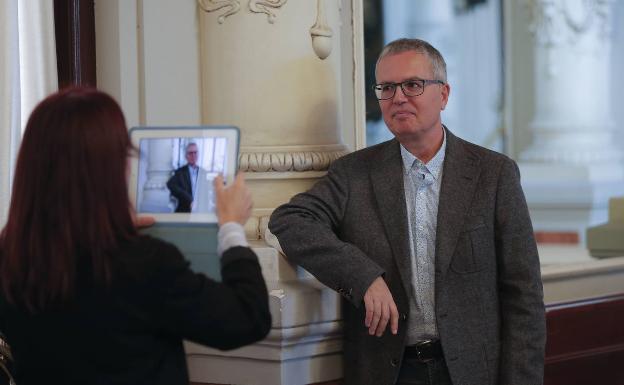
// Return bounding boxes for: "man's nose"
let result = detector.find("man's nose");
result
[392,85,408,103]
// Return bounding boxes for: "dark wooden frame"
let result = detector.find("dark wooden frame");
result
[54,0,96,88]
[545,294,624,385]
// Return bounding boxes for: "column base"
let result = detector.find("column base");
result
[519,162,624,245]
[185,244,344,385]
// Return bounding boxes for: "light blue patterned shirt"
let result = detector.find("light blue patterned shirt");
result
[400,131,446,344]
[189,165,199,198]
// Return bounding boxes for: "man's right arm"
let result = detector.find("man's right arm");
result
[269,160,398,335]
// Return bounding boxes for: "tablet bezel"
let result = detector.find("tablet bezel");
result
[128,126,239,224]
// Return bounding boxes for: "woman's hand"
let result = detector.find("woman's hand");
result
[213,173,253,226]
[133,215,155,228]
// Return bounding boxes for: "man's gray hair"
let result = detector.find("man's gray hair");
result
[376,38,447,83]
[185,142,198,152]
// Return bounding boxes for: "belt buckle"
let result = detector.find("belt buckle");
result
[415,339,434,363]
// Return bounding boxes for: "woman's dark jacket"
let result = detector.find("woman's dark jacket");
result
[0,235,271,385]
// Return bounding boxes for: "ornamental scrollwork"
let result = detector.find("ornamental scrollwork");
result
[198,0,241,24]
[198,0,287,24]
[249,0,288,24]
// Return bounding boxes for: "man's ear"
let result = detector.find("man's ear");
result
[440,83,450,111]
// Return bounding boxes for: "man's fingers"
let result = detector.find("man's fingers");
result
[368,300,381,335]
[362,276,400,337]
[364,297,373,328]
[375,304,390,337]
[389,302,399,335]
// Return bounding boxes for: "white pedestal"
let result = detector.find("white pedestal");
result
[185,243,343,385]
[520,162,624,244]
[539,244,624,304]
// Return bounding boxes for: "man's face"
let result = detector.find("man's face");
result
[185,144,198,167]
[376,51,449,142]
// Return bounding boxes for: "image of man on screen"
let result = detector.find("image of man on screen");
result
[166,142,214,213]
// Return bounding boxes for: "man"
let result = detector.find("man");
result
[167,142,214,213]
[269,38,545,385]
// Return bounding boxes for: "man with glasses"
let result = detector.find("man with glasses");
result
[167,142,214,213]
[269,38,545,385]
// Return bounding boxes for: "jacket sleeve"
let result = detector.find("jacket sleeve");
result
[154,244,271,350]
[495,158,546,384]
[268,159,384,307]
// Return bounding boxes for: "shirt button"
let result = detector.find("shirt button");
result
[401,313,407,321]
[391,358,399,367]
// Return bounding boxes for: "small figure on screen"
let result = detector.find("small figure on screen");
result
[166,142,214,213]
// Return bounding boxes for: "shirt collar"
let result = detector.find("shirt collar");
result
[400,128,447,180]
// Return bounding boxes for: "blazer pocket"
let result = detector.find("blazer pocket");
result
[450,216,490,274]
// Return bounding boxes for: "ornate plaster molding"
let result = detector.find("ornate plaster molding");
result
[198,0,241,24]
[526,0,614,46]
[249,0,288,24]
[310,0,333,60]
[239,145,348,173]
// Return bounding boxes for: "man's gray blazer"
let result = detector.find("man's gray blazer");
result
[269,129,546,385]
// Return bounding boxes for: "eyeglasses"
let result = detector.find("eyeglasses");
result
[372,78,445,100]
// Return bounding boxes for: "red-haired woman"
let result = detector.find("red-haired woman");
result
[0,87,271,385]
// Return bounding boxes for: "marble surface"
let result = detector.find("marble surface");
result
[538,244,624,304]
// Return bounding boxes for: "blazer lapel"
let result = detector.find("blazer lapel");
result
[370,140,413,295]
[435,129,481,277]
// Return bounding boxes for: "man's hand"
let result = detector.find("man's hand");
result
[363,276,399,337]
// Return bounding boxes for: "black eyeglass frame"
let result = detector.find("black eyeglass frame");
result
[372,78,446,100]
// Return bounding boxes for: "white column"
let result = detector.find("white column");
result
[519,0,624,242]
[183,2,355,384]
[521,0,620,164]
[95,1,366,383]
[197,0,349,241]
[139,139,174,213]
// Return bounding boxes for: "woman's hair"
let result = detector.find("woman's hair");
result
[0,87,137,313]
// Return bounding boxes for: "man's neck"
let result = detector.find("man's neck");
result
[399,125,445,164]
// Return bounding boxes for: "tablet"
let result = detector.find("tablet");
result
[128,126,239,224]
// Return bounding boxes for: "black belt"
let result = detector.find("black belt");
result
[404,340,444,362]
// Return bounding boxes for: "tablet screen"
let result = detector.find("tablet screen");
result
[128,126,239,223]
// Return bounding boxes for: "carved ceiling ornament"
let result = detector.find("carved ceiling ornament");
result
[249,0,288,24]
[198,0,241,24]
[526,0,614,47]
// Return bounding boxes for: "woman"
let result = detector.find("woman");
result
[0,87,271,385]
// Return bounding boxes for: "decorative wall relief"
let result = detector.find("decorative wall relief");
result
[198,0,241,24]
[249,0,288,24]
[239,147,348,173]
[526,0,613,47]
[310,0,333,59]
